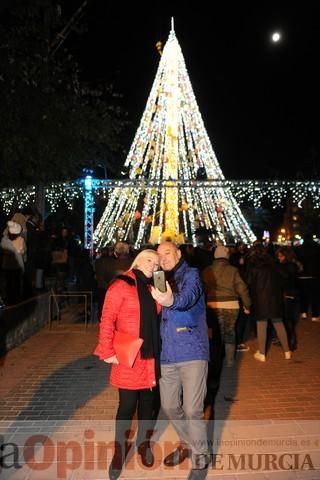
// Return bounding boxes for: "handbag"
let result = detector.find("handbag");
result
[52,249,68,264]
[113,330,143,368]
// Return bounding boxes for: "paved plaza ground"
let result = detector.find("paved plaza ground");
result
[0,308,319,479]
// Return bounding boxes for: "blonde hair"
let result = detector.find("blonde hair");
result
[129,249,159,271]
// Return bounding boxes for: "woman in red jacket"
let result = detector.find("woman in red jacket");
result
[94,248,161,480]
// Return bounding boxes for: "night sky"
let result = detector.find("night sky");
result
[56,2,320,180]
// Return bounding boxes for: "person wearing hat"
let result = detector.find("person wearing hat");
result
[1,221,26,304]
[202,245,251,367]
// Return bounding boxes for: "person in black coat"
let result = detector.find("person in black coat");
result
[295,233,320,321]
[246,244,291,362]
[276,247,301,350]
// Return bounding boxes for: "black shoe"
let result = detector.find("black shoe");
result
[187,466,209,480]
[108,444,126,480]
[289,338,297,351]
[164,445,190,466]
[137,441,154,467]
[108,459,122,480]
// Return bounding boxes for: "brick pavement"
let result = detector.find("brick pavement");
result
[0,312,319,479]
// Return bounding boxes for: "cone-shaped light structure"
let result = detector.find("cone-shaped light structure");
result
[94,24,256,247]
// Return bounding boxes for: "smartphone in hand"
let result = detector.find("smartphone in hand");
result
[153,270,167,293]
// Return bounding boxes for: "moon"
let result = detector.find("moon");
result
[271,32,281,43]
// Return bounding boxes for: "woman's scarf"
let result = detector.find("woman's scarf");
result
[133,269,161,380]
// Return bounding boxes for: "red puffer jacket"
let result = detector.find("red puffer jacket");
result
[94,270,160,390]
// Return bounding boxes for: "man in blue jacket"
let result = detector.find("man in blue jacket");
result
[151,241,210,480]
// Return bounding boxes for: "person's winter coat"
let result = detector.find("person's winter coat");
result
[160,260,209,363]
[246,254,284,320]
[94,270,160,390]
[202,258,251,307]
[1,235,26,271]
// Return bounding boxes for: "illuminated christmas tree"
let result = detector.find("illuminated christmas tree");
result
[94,21,256,248]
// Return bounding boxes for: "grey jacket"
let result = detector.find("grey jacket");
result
[202,258,251,308]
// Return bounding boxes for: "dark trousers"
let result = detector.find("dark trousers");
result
[236,309,250,345]
[205,308,223,407]
[283,297,299,350]
[298,277,320,317]
[5,269,23,305]
[115,387,157,457]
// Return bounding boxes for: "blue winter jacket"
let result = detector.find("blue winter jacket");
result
[160,260,209,364]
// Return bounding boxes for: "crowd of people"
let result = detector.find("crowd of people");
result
[1,208,320,479]
[0,208,88,306]
[94,236,320,480]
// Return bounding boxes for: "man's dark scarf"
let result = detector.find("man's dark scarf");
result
[164,257,184,293]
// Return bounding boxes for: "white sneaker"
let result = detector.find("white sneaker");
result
[254,351,266,362]
[284,351,292,360]
[237,343,250,352]
[311,317,320,322]
[301,312,307,318]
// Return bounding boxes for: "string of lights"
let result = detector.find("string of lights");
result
[1,180,319,211]
[1,178,319,244]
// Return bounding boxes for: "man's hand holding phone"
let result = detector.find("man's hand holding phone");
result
[151,271,174,307]
[153,270,167,292]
